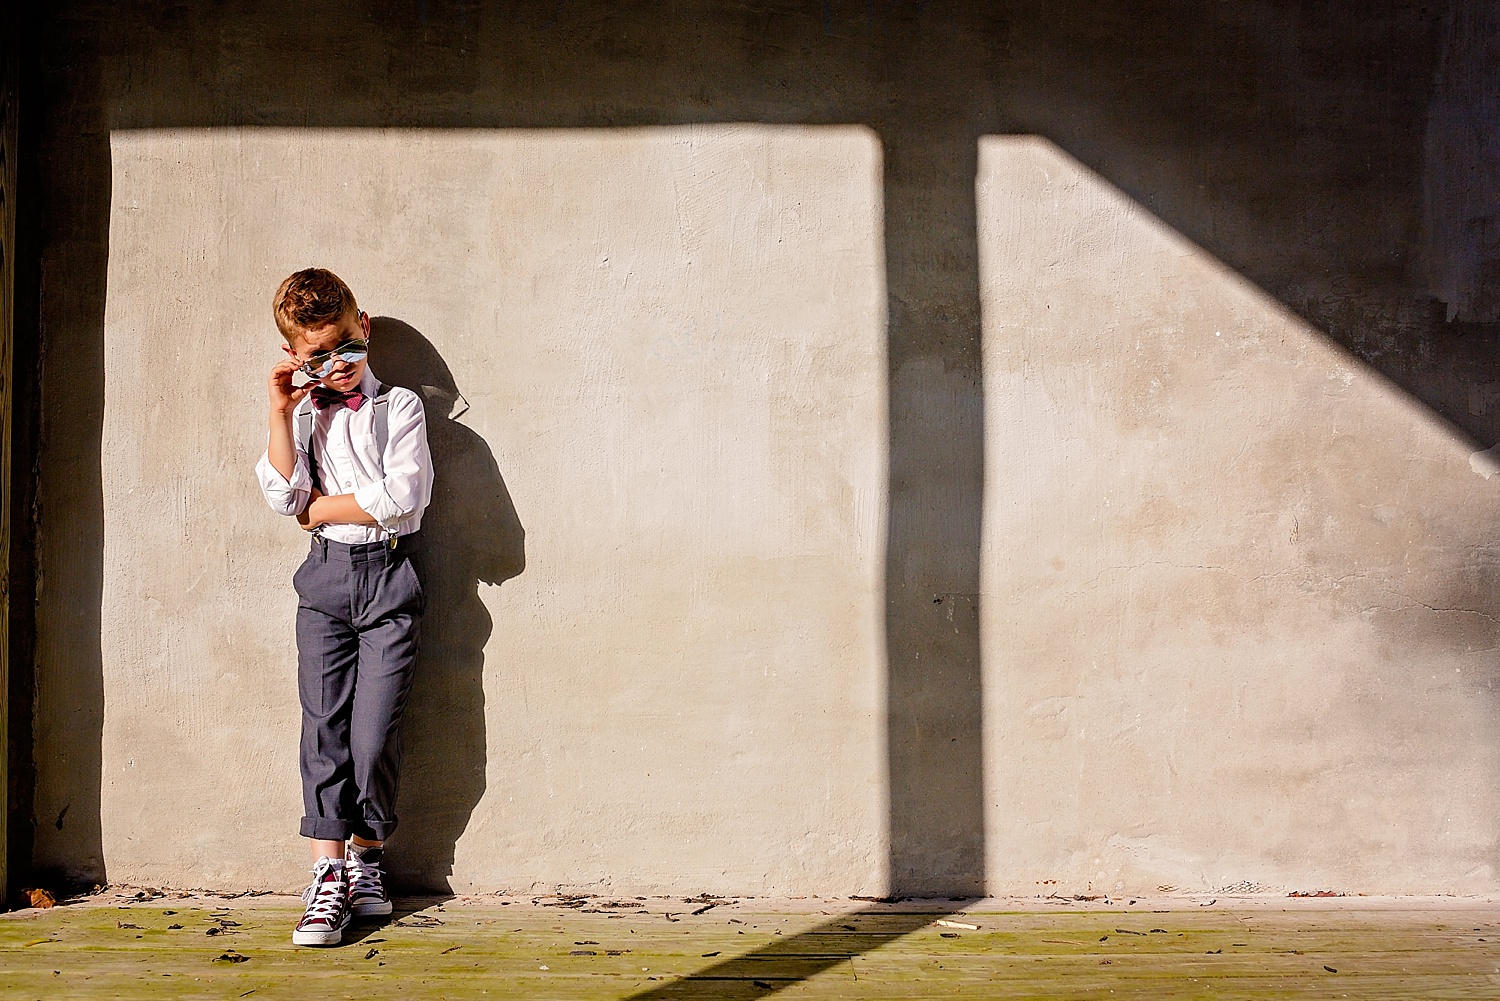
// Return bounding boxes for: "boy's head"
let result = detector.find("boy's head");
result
[273,268,371,393]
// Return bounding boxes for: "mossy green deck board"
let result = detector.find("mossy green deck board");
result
[3,899,1498,999]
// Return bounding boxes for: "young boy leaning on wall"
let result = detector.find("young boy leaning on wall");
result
[255,269,434,946]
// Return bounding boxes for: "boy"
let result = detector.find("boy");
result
[256,269,434,946]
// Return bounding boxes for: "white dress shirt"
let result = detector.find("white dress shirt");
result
[256,367,433,544]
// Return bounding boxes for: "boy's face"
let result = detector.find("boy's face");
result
[284,310,371,393]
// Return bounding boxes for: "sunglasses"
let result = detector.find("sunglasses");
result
[299,338,369,379]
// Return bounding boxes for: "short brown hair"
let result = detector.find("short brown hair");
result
[272,268,360,342]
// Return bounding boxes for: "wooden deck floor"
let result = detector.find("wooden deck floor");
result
[4,894,1500,999]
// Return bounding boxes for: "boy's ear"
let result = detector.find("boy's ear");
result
[281,342,299,359]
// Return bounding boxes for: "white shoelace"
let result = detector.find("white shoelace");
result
[300,858,347,925]
[348,851,385,901]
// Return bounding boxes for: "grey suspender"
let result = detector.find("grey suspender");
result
[373,385,391,458]
[295,400,322,494]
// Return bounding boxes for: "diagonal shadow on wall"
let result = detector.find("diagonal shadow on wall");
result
[20,6,1497,971]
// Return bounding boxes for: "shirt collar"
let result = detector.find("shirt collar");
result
[358,366,381,399]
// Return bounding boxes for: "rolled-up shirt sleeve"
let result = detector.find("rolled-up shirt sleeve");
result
[353,391,431,531]
[256,428,313,517]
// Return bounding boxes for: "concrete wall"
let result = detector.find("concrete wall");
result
[98,126,887,893]
[979,138,1499,894]
[26,1,1500,896]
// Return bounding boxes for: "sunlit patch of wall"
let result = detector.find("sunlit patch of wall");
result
[979,137,1500,896]
[88,126,889,894]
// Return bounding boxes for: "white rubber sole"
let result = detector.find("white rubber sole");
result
[352,898,393,917]
[292,916,350,946]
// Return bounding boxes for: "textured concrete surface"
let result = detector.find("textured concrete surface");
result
[978,138,1500,894]
[23,1,1500,898]
[4,894,1500,999]
[98,127,887,895]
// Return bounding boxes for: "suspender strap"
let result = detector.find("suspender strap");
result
[372,382,391,463]
[294,397,322,494]
[294,397,313,453]
[370,383,396,548]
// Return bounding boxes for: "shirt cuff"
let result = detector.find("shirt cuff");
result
[353,480,403,531]
[256,452,313,515]
[284,462,313,495]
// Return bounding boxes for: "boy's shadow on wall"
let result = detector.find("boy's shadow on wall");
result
[368,316,525,893]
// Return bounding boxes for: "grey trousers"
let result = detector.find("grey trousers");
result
[294,533,424,842]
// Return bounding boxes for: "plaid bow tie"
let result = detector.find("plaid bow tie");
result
[310,386,367,412]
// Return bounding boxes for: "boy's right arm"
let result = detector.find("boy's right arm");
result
[266,358,307,482]
[256,358,315,516]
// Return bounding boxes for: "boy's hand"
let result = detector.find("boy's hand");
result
[297,489,324,531]
[269,358,312,416]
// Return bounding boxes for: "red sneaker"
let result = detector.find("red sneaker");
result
[292,857,351,946]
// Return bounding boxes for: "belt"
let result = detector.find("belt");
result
[311,531,422,563]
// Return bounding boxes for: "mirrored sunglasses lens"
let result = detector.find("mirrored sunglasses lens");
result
[302,341,366,378]
[302,355,335,378]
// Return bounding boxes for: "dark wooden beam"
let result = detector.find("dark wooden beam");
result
[0,12,18,906]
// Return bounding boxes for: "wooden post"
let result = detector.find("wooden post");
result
[0,26,18,906]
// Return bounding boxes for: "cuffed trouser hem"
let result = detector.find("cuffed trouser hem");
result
[300,816,353,841]
[299,817,399,842]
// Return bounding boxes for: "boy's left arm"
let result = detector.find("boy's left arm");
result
[297,490,377,530]
[299,392,431,532]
